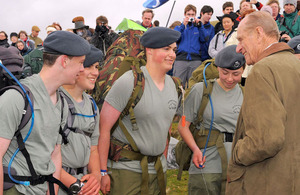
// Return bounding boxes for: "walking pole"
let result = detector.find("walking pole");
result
[165,0,177,27]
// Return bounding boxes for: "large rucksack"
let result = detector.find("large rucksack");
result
[91,29,146,110]
[23,46,44,77]
[91,29,182,195]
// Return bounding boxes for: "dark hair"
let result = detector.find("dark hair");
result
[184,4,197,14]
[223,2,234,10]
[142,9,154,18]
[154,20,160,27]
[96,15,108,25]
[43,53,60,66]
[201,5,214,15]
[0,31,8,39]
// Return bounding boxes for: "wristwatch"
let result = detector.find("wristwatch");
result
[69,179,84,195]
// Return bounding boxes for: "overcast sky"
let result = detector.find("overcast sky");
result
[1,0,282,40]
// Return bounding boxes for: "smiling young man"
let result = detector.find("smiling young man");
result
[98,27,181,195]
[0,31,90,195]
[227,11,300,194]
[178,45,245,195]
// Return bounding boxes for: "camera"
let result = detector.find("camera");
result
[279,30,289,43]
[188,17,194,23]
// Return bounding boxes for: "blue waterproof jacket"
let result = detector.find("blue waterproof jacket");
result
[199,22,215,61]
[174,23,201,61]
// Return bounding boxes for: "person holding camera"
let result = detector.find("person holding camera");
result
[91,15,119,56]
[277,0,300,42]
[173,4,203,88]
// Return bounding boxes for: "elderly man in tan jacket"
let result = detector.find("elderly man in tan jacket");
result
[226,11,300,194]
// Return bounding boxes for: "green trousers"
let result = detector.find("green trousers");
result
[4,186,24,195]
[109,168,167,195]
[188,173,222,195]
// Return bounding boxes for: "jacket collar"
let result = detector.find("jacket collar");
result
[257,42,294,62]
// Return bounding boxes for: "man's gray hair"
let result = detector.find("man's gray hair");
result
[244,11,280,40]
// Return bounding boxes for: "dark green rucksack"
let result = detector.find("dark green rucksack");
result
[23,46,44,76]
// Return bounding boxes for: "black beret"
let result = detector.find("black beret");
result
[83,45,103,67]
[221,13,236,22]
[140,27,181,48]
[288,35,300,54]
[43,31,91,56]
[0,46,23,73]
[215,45,245,70]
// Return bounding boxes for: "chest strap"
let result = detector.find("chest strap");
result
[4,173,71,195]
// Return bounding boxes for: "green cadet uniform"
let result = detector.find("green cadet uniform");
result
[179,80,243,195]
[0,75,67,195]
[58,87,99,195]
[105,66,178,192]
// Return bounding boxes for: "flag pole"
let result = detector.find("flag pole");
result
[165,0,177,27]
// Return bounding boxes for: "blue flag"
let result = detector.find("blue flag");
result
[143,0,169,9]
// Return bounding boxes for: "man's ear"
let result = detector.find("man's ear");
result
[146,48,152,56]
[255,26,264,41]
[60,55,68,68]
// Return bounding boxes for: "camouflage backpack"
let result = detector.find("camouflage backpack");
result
[91,29,146,110]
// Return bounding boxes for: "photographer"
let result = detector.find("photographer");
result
[91,16,119,56]
[173,4,203,88]
[277,0,300,42]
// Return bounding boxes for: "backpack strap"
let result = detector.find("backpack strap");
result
[117,57,146,152]
[171,76,183,99]
[279,14,298,37]
[195,79,214,126]
[59,90,96,144]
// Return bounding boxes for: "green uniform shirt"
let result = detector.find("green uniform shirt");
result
[179,80,243,174]
[0,74,67,194]
[105,66,178,173]
[59,87,99,169]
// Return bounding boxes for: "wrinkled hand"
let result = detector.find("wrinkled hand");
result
[192,148,206,168]
[79,174,100,195]
[100,175,111,195]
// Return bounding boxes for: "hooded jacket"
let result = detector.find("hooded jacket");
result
[277,10,300,38]
[174,23,202,61]
[226,43,300,195]
[199,21,215,61]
